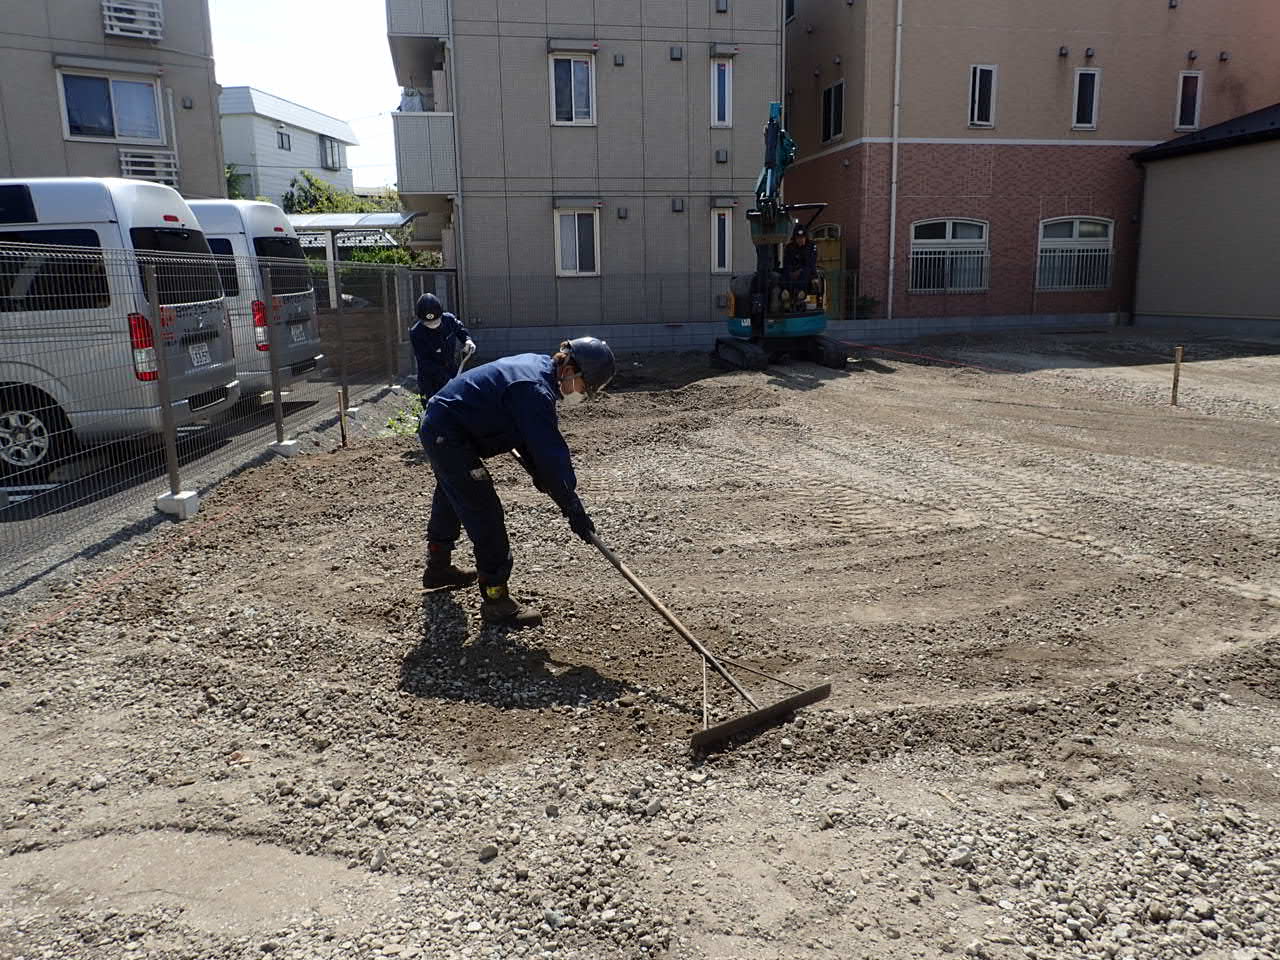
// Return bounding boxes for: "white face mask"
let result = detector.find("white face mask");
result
[423,316,441,329]
[560,387,586,407]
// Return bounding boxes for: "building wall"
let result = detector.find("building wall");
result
[784,0,1280,329]
[0,0,225,199]
[1136,141,1280,325]
[450,0,781,337]
[221,114,354,204]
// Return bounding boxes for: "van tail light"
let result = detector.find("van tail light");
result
[128,312,158,381]
[252,299,270,351]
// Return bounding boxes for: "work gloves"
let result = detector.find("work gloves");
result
[568,509,596,544]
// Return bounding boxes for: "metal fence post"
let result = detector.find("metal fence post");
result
[261,266,298,457]
[145,263,198,519]
[334,259,350,410]
[383,269,396,387]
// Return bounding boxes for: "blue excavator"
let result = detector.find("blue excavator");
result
[714,102,848,371]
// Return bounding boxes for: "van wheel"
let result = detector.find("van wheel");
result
[0,387,72,480]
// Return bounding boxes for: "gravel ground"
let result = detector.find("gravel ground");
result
[2,329,1279,960]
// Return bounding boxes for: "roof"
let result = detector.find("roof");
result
[287,212,420,231]
[219,87,358,145]
[297,230,398,248]
[1134,102,1280,163]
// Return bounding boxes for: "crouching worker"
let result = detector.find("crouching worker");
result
[419,337,616,628]
[410,293,475,398]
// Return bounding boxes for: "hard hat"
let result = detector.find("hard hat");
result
[415,293,444,322]
[562,336,616,395]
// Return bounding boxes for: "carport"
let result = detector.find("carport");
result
[287,211,422,308]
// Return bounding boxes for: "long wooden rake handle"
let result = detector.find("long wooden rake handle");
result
[589,533,759,710]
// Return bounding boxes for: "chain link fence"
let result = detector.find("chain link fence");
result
[0,239,455,582]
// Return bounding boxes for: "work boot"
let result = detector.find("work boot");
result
[479,582,543,628]
[422,546,477,591]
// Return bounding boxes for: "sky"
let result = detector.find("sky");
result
[209,0,401,189]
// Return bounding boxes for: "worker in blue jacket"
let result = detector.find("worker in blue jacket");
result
[410,293,475,398]
[418,337,616,628]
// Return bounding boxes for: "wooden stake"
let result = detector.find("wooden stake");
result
[1171,344,1184,406]
[337,390,349,447]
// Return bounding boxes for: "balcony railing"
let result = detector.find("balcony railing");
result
[102,0,164,41]
[392,112,457,194]
[387,0,449,36]
[120,149,179,187]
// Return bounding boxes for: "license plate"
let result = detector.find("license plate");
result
[290,323,308,343]
[188,342,211,366]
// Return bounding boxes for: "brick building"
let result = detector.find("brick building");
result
[783,0,1280,341]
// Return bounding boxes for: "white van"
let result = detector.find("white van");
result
[187,200,322,395]
[0,177,240,479]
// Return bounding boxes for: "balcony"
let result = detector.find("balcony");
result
[393,112,456,195]
[120,149,179,187]
[387,0,448,36]
[102,0,164,41]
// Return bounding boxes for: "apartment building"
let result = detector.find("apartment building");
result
[387,0,781,353]
[0,0,225,199]
[220,87,359,205]
[784,0,1280,341]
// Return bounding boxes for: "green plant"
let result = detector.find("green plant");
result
[280,171,401,214]
[225,163,251,199]
[348,247,444,268]
[385,394,424,437]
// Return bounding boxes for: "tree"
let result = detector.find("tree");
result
[347,246,443,268]
[280,171,399,214]
[225,163,251,199]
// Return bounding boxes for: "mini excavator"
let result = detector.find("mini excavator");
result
[714,102,849,371]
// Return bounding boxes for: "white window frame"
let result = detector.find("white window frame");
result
[968,65,997,128]
[56,69,165,146]
[1036,217,1114,291]
[821,80,845,144]
[549,54,597,127]
[1073,68,1101,131]
[908,218,990,294]
[554,208,601,278]
[711,207,733,274]
[1175,70,1203,131]
[711,59,733,128]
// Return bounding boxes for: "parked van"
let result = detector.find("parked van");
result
[187,200,322,396]
[0,177,239,479]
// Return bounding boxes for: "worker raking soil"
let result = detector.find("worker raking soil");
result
[416,336,616,628]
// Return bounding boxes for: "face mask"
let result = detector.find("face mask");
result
[560,387,586,407]
[423,316,441,329]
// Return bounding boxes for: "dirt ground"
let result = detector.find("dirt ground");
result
[2,329,1279,960]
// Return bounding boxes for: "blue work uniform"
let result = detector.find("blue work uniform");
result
[419,353,583,585]
[410,312,471,397]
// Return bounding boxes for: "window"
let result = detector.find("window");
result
[277,130,292,151]
[821,81,844,142]
[1176,71,1202,130]
[0,229,109,312]
[206,237,240,297]
[969,65,997,127]
[1073,69,1100,130]
[555,210,599,277]
[785,0,795,22]
[909,219,989,294]
[712,59,733,128]
[59,71,162,143]
[129,228,222,304]
[550,55,595,125]
[1037,218,1113,291]
[320,136,342,170]
[252,235,312,294]
[711,208,733,273]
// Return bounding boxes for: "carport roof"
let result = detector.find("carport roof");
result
[1134,101,1280,163]
[287,212,419,231]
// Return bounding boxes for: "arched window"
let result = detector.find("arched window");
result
[909,219,989,294]
[810,224,841,240]
[1037,217,1113,291]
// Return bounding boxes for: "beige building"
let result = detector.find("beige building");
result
[783,0,1280,341]
[0,0,225,199]
[1134,103,1280,337]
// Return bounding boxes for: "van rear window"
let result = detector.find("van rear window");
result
[206,237,241,297]
[130,227,222,304]
[0,186,37,224]
[252,235,312,294]
[0,228,110,312]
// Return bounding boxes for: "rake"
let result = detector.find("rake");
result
[589,534,832,752]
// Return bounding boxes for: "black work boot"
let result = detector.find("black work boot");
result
[422,545,477,591]
[479,582,543,628]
